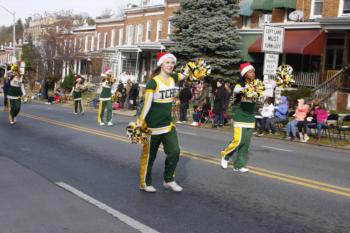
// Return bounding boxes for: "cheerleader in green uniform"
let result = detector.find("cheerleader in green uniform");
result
[70,75,86,115]
[98,68,114,126]
[6,64,25,124]
[138,52,186,193]
[220,62,264,173]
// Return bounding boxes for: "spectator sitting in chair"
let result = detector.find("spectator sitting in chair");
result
[265,96,288,134]
[257,97,274,136]
[285,98,309,141]
[53,89,61,104]
[310,101,329,142]
[191,97,211,126]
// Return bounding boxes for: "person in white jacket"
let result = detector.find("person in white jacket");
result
[257,97,274,136]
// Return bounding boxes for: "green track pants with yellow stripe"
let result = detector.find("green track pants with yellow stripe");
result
[139,127,180,188]
[97,100,112,123]
[8,98,21,122]
[220,127,253,169]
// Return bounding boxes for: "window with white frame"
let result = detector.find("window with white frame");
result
[242,16,251,29]
[311,0,323,17]
[167,18,173,38]
[134,25,138,44]
[79,38,83,51]
[339,0,350,15]
[119,28,123,46]
[111,29,115,47]
[69,40,72,54]
[91,35,95,51]
[146,20,152,41]
[74,38,77,52]
[126,25,134,45]
[84,35,89,52]
[97,33,101,50]
[104,32,108,48]
[156,20,162,41]
[136,24,143,43]
[258,14,271,28]
[63,39,67,54]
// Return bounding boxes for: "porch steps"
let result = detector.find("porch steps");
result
[312,66,350,102]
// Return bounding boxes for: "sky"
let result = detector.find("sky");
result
[0,0,142,26]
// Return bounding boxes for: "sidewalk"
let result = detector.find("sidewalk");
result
[0,156,139,233]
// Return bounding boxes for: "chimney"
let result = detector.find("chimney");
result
[142,0,150,6]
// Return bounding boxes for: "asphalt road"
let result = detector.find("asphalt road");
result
[0,101,349,233]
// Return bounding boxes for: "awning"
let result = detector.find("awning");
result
[116,45,142,53]
[251,0,273,11]
[272,0,296,9]
[239,0,253,16]
[240,33,260,62]
[248,29,325,56]
[136,42,165,51]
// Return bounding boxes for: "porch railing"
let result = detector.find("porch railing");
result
[293,72,320,88]
[312,69,344,102]
[325,70,340,80]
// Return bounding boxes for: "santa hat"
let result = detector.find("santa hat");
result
[157,52,177,67]
[101,67,113,77]
[104,67,113,75]
[240,62,255,77]
[75,75,82,81]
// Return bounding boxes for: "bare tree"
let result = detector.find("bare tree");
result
[32,11,83,82]
[97,8,114,19]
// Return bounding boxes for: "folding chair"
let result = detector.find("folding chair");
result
[323,114,339,141]
[200,110,214,127]
[338,115,350,140]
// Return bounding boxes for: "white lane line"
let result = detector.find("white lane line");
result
[260,146,293,152]
[56,182,159,233]
[178,130,197,136]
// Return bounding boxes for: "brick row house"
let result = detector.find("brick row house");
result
[56,0,179,84]
[237,0,350,110]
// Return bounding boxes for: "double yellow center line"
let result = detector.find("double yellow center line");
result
[21,112,350,199]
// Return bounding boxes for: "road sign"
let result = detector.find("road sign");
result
[263,53,279,75]
[262,26,285,53]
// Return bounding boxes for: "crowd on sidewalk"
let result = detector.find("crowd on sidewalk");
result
[170,77,333,143]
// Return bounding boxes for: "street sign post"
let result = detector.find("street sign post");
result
[263,53,279,75]
[262,25,285,83]
[262,25,285,53]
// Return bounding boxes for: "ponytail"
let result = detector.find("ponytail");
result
[150,66,161,79]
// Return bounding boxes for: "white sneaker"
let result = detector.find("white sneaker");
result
[74,112,78,115]
[99,122,105,126]
[163,181,183,192]
[221,157,228,169]
[304,135,310,142]
[9,120,15,125]
[176,121,183,124]
[191,122,198,126]
[140,185,157,193]
[233,167,250,173]
[107,122,113,126]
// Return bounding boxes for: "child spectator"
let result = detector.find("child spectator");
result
[191,97,211,126]
[257,97,274,136]
[53,89,61,104]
